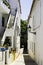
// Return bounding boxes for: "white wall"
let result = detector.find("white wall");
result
[2,11,21,53]
[27,30,35,59]
[0,13,2,34]
[14,11,20,52]
[1,0,21,53]
[8,0,21,51]
[28,0,43,65]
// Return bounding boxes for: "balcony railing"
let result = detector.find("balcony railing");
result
[1,9,18,46]
[2,0,10,9]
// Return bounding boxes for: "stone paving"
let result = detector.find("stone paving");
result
[9,54,25,65]
[9,53,38,65]
[0,48,38,65]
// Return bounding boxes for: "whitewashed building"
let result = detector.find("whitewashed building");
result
[0,0,10,44]
[27,0,43,65]
[0,0,21,65]
[0,0,21,51]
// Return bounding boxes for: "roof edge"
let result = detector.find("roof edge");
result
[28,0,35,22]
[18,0,21,13]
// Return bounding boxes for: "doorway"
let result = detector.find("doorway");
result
[20,35,28,54]
[2,17,5,27]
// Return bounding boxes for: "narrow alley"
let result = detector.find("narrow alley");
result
[0,0,43,65]
[8,49,38,65]
[6,49,37,65]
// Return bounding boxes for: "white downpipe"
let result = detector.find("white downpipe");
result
[13,11,18,30]
[7,14,11,28]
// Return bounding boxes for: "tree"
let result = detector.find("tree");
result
[20,20,27,51]
[21,20,27,34]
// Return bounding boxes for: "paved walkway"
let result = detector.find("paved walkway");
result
[23,55,38,65]
[9,54,25,65]
[9,53,38,65]
[0,48,38,65]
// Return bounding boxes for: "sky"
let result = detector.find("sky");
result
[20,0,33,20]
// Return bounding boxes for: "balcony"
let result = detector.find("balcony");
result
[0,0,10,14]
[1,10,18,46]
[3,0,10,9]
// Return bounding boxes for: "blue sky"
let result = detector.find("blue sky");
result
[20,0,33,20]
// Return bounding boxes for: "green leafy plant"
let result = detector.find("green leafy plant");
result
[21,20,27,33]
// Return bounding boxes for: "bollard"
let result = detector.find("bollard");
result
[11,48,16,62]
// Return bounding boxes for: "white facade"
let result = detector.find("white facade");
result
[0,0,21,51]
[7,0,21,51]
[0,0,21,65]
[0,0,10,45]
[28,0,43,65]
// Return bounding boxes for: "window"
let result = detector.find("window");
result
[2,17,5,27]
